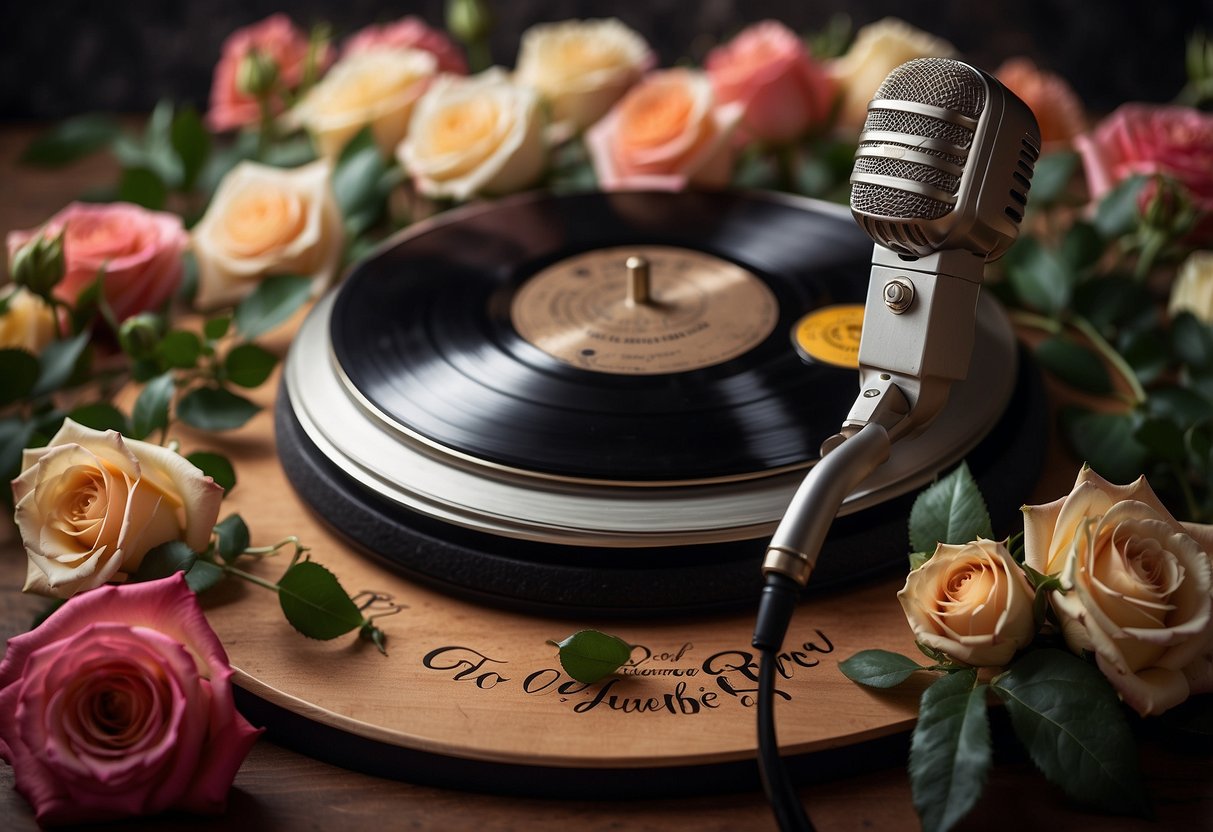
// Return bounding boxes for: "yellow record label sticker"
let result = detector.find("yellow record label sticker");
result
[792,305,864,368]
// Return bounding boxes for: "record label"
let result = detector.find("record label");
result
[792,305,865,368]
[510,245,779,375]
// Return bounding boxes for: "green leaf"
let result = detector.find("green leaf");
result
[156,330,203,369]
[1147,385,1213,431]
[1134,416,1186,463]
[1060,408,1150,484]
[177,386,259,431]
[1171,311,1213,372]
[185,559,226,593]
[1072,275,1155,332]
[0,349,40,405]
[30,331,90,398]
[550,629,633,684]
[1118,326,1170,386]
[1060,221,1103,271]
[233,275,312,339]
[118,166,168,210]
[909,550,932,570]
[909,670,991,832]
[131,371,175,440]
[1027,150,1079,205]
[20,114,121,166]
[67,402,128,434]
[909,462,993,554]
[1093,174,1148,239]
[169,105,211,192]
[1034,335,1113,394]
[991,649,1147,814]
[1004,236,1073,317]
[261,134,318,168]
[132,540,197,581]
[0,417,38,485]
[204,315,232,341]
[213,513,250,562]
[224,342,278,388]
[838,650,925,688]
[333,126,390,237]
[187,451,237,493]
[277,560,365,640]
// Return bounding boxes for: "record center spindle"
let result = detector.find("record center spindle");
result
[625,254,651,307]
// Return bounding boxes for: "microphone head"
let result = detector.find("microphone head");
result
[849,57,1041,261]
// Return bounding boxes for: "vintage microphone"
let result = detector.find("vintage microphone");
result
[751,57,1040,831]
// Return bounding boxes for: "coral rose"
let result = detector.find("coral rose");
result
[706,20,834,145]
[6,202,188,323]
[0,574,260,825]
[898,539,1037,667]
[398,68,545,200]
[995,57,1085,149]
[586,68,742,191]
[13,419,224,599]
[515,18,652,139]
[190,159,344,309]
[1023,466,1213,715]
[206,13,331,132]
[0,287,57,353]
[344,15,467,75]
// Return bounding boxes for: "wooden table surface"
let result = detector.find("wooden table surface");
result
[1,124,1210,831]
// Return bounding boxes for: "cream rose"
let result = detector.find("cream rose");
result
[515,18,652,138]
[1168,251,1213,324]
[898,538,1036,666]
[291,47,438,159]
[13,420,224,599]
[0,288,56,353]
[398,68,545,200]
[190,159,344,309]
[828,17,957,130]
[1023,467,1213,715]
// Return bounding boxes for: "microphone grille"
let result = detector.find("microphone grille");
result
[873,57,986,117]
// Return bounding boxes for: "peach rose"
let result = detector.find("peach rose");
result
[344,15,467,75]
[190,159,344,309]
[206,14,331,132]
[291,47,437,158]
[0,287,57,353]
[1023,467,1213,715]
[586,69,742,192]
[0,574,261,825]
[995,58,1085,149]
[1169,251,1213,324]
[6,203,188,323]
[898,539,1037,666]
[515,18,653,138]
[828,17,957,131]
[706,20,834,145]
[398,68,546,200]
[13,420,224,599]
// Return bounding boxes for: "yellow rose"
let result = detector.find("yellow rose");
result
[898,538,1036,666]
[828,17,957,130]
[190,159,344,309]
[13,420,224,599]
[291,46,437,159]
[514,18,651,138]
[0,287,56,353]
[398,68,545,200]
[1023,467,1213,715]
[1168,250,1213,324]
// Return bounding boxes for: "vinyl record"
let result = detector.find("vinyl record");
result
[330,191,873,483]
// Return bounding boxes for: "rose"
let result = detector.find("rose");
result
[344,15,467,75]
[6,203,188,323]
[706,20,834,145]
[1075,104,1213,243]
[995,57,1086,149]
[290,47,437,158]
[0,574,260,825]
[828,17,957,130]
[897,539,1036,666]
[0,287,57,353]
[1023,467,1213,715]
[190,159,344,309]
[397,68,546,200]
[586,68,742,192]
[206,14,331,132]
[13,419,224,599]
[1169,251,1213,323]
[514,18,652,138]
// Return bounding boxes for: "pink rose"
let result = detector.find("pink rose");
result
[995,57,1085,149]
[706,20,834,145]
[207,14,332,132]
[0,575,261,825]
[1075,104,1213,242]
[586,68,742,191]
[344,15,467,75]
[6,203,188,322]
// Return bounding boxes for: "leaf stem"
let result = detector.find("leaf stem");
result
[1008,309,1062,335]
[1069,315,1147,405]
[221,563,279,592]
[243,536,306,558]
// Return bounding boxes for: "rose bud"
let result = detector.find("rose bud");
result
[118,312,166,359]
[9,228,66,300]
[235,48,280,98]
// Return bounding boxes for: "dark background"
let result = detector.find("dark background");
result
[1,1,1210,120]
